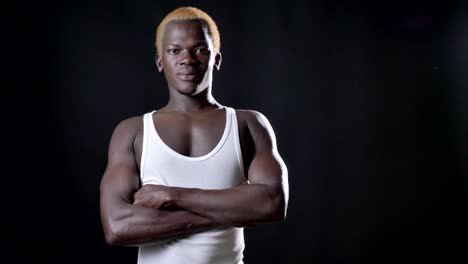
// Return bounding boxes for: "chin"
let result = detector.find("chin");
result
[176,82,201,95]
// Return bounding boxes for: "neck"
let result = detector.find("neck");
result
[165,86,222,113]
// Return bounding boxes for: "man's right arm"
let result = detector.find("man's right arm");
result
[99,117,219,247]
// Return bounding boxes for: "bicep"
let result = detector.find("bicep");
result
[246,111,288,187]
[100,118,141,221]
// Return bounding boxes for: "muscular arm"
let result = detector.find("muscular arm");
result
[135,111,289,227]
[99,117,220,247]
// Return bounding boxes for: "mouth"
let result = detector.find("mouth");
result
[178,72,200,82]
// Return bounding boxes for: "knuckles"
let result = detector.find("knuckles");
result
[133,184,171,208]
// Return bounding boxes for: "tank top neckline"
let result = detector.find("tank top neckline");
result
[148,106,232,161]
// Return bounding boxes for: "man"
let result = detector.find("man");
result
[100,6,289,264]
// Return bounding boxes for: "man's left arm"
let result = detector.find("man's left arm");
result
[134,110,289,227]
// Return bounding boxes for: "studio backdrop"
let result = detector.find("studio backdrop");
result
[6,0,466,263]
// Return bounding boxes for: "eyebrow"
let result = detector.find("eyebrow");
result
[167,41,209,47]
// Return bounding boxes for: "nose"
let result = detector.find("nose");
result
[179,50,197,66]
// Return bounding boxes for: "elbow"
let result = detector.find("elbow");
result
[103,223,122,246]
[263,187,288,223]
[102,217,129,246]
[104,229,120,246]
[105,228,123,246]
[269,196,287,223]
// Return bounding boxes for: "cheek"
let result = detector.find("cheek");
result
[197,57,212,69]
[161,61,177,74]
[162,56,176,67]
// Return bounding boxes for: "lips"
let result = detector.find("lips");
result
[178,72,200,81]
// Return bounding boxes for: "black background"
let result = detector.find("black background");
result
[5,0,467,263]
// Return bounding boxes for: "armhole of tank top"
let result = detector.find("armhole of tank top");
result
[140,112,149,182]
[231,108,246,180]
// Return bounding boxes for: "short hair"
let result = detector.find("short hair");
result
[155,6,220,57]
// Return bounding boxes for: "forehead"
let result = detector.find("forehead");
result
[163,20,211,46]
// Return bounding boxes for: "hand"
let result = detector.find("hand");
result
[133,184,176,209]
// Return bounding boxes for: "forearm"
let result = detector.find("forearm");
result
[171,183,286,227]
[103,204,220,246]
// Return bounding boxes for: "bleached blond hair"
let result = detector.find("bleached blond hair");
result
[155,6,220,57]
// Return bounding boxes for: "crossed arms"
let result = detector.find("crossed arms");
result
[99,110,289,246]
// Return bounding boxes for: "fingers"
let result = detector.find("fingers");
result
[133,196,157,208]
[133,192,164,208]
[133,193,146,206]
[133,186,155,203]
[133,190,152,206]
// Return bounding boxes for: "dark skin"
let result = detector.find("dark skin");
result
[100,20,289,246]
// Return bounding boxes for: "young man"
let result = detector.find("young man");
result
[99,6,289,264]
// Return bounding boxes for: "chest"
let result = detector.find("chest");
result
[153,112,226,158]
[134,110,254,176]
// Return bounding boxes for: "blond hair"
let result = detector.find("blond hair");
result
[155,6,220,57]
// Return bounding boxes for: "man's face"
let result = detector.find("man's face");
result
[157,20,221,96]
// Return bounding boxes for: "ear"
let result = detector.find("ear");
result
[155,53,163,72]
[214,52,222,70]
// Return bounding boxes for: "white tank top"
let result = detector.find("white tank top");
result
[138,106,246,264]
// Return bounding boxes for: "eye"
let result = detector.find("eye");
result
[195,48,210,55]
[167,48,180,55]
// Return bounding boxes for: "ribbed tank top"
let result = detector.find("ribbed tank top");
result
[138,106,246,264]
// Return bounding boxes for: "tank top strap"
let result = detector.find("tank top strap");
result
[226,107,246,180]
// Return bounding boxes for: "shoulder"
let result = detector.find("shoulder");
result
[234,109,267,122]
[234,109,272,130]
[113,115,144,134]
[109,115,144,146]
[233,109,277,144]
